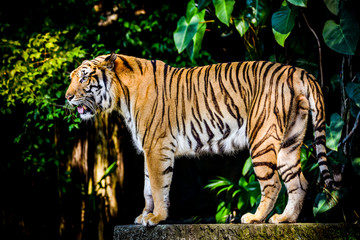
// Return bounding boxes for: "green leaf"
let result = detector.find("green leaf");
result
[213,0,235,26]
[351,157,360,175]
[271,1,298,47]
[235,16,249,37]
[232,189,242,198]
[242,156,252,175]
[238,177,248,188]
[186,9,207,60]
[250,195,257,207]
[287,0,307,7]
[325,113,344,151]
[98,161,117,183]
[198,0,212,11]
[322,9,360,55]
[174,15,200,53]
[346,83,360,108]
[323,0,339,15]
[186,0,198,22]
[313,190,341,216]
[216,201,231,223]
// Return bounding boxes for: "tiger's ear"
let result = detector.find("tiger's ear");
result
[103,52,117,70]
[81,60,91,65]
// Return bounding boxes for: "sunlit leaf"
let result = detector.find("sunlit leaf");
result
[238,176,248,188]
[272,1,298,47]
[326,113,344,151]
[174,15,200,53]
[250,195,257,207]
[186,9,206,60]
[242,156,252,175]
[216,201,231,223]
[186,0,198,22]
[322,9,360,55]
[213,0,235,26]
[235,17,249,37]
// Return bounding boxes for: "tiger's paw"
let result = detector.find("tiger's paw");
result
[134,213,145,225]
[142,213,166,227]
[269,213,296,223]
[241,213,264,224]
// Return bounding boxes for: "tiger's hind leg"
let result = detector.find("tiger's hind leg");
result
[269,95,309,223]
[241,124,282,223]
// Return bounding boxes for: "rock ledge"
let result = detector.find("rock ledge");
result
[114,223,360,240]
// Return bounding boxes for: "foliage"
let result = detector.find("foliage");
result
[326,113,345,151]
[271,1,298,47]
[175,0,359,60]
[204,156,262,223]
[0,31,86,172]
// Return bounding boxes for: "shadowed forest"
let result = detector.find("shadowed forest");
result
[1,0,360,239]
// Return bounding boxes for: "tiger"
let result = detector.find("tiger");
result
[65,53,336,226]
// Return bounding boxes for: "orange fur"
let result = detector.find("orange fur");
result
[66,53,335,226]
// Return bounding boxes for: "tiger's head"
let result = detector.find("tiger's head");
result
[65,53,118,120]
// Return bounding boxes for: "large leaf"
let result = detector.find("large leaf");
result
[213,0,235,26]
[174,15,200,53]
[186,9,206,60]
[272,1,298,47]
[322,9,360,55]
[325,113,344,151]
[346,82,360,108]
[323,0,339,15]
[287,0,307,7]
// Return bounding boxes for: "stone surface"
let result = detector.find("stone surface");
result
[113,223,360,240]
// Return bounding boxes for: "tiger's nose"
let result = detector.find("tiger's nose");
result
[65,94,74,101]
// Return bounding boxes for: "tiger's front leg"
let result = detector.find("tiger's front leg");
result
[134,165,154,224]
[135,148,174,226]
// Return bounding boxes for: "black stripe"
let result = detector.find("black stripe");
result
[191,121,203,152]
[317,152,327,159]
[204,120,214,142]
[283,168,301,183]
[318,161,328,166]
[315,136,326,145]
[164,64,169,99]
[163,166,174,175]
[119,55,133,71]
[253,161,277,170]
[252,144,276,159]
[280,133,300,149]
[209,83,223,117]
[101,69,108,89]
[135,59,143,75]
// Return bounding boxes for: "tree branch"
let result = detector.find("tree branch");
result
[302,12,324,87]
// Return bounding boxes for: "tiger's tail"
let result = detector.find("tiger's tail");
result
[307,74,338,190]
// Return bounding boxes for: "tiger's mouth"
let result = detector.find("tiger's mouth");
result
[76,104,95,119]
